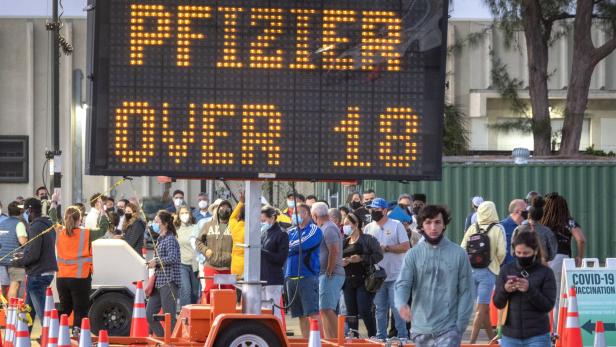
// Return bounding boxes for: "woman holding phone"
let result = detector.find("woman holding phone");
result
[493,231,556,347]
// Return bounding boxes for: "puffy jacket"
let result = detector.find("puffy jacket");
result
[196,200,233,269]
[0,216,22,266]
[261,222,289,285]
[493,260,556,339]
[230,202,245,277]
[461,201,506,275]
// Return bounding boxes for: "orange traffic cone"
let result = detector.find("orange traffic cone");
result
[78,318,92,347]
[4,298,16,347]
[57,315,70,347]
[308,319,321,347]
[42,287,54,347]
[556,292,568,347]
[564,287,583,347]
[47,310,59,347]
[489,290,498,327]
[97,331,109,347]
[594,321,606,347]
[130,281,148,337]
[14,307,30,347]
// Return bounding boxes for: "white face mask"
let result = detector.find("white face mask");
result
[343,225,353,236]
[174,198,183,207]
[180,214,190,224]
[198,200,208,210]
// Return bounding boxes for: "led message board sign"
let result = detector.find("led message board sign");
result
[86,0,448,180]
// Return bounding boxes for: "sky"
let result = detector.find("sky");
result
[0,0,493,18]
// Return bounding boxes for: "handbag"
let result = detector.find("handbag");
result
[364,262,387,293]
[145,273,157,297]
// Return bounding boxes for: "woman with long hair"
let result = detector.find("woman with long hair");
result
[174,205,199,306]
[540,192,586,307]
[493,231,556,347]
[122,202,145,255]
[146,210,181,337]
[56,206,108,336]
[342,212,383,338]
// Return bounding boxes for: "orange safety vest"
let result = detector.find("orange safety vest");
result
[56,227,92,278]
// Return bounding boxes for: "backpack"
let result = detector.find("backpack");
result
[466,223,497,268]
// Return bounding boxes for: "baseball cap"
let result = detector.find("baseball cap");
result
[23,197,42,212]
[368,198,388,209]
[526,191,539,202]
[471,196,484,207]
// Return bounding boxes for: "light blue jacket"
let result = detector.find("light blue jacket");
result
[394,237,475,335]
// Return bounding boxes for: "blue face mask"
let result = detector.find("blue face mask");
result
[151,222,160,233]
[261,222,271,233]
[287,200,295,208]
[292,214,303,226]
[23,211,30,223]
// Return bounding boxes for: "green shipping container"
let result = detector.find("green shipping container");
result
[318,160,616,261]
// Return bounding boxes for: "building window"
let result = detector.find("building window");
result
[0,136,28,183]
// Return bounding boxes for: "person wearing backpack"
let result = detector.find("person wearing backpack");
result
[461,201,506,344]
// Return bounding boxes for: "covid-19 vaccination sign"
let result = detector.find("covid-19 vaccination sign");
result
[563,258,616,346]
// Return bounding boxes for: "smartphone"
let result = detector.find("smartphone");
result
[507,275,519,282]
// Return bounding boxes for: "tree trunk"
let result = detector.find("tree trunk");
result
[559,0,595,156]
[521,0,552,156]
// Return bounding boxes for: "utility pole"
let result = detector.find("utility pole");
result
[49,0,62,192]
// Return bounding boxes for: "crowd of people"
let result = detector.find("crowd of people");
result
[0,185,587,346]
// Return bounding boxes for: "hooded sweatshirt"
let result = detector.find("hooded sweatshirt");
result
[195,200,233,270]
[460,201,507,275]
[394,236,475,335]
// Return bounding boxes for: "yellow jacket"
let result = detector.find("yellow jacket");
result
[230,202,245,278]
[461,201,506,276]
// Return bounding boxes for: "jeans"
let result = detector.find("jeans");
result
[146,283,179,337]
[25,274,54,324]
[179,264,199,306]
[374,280,408,339]
[411,328,461,347]
[501,333,551,347]
[343,283,376,337]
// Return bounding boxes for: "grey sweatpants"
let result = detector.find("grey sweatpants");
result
[146,283,179,337]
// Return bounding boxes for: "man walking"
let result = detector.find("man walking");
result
[500,199,527,265]
[395,205,475,347]
[364,198,410,341]
[12,198,58,327]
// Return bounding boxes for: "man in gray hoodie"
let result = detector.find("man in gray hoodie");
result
[395,205,474,347]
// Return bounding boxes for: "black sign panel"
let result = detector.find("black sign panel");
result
[86,0,447,180]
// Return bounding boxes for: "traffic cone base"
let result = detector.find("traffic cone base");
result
[130,281,149,337]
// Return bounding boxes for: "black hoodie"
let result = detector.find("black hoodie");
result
[13,216,58,275]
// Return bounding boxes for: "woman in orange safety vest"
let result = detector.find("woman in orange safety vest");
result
[56,206,107,336]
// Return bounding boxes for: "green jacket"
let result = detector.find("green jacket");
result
[394,237,475,335]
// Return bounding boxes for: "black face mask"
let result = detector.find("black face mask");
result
[517,254,536,268]
[40,195,49,201]
[412,206,421,215]
[350,201,362,210]
[117,208,125,216]
[124,213,133,220]
[371,210,384,222]
[422,231,444,245]
[218,209,231,221]
[521,210,529,220]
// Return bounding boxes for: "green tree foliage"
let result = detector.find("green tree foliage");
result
[443,104,470,155]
